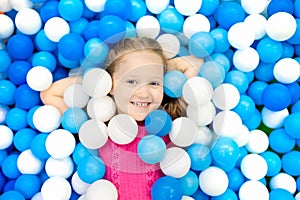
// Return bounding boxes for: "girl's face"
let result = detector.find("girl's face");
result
[110,51,164,121]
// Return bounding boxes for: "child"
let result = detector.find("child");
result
[40,37,203,199]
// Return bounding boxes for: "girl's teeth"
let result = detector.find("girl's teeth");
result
[133,102,148,107]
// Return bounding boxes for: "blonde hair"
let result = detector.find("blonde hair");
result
[105,37,186,120]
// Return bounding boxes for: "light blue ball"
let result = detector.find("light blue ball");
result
[2,154,21,179]
[211,189,238,200]
[13,128,37,152]
[224,70,249,94]
[199,61,225,88]
[158,7,184,33]
[269,128,295,154]
[164,70,187,98]
[232,95,256,121]
[269,188,295,200]
[30,133,50,160]
[247,81,268,105]
[5,107,28,131]
[83,37,109,65]
[242,108,262,131]
[282,151,300,176]
[98,15,126,44]
[0,50,11,73]
[61,108,88,134]
[128,0,147,22]
[0,191,25,200]
[14,174,41,199]
[256,37,283,63]
[227,168,245,192]
[35,30,57,52]
[31,51,57,72]
[189,32,215,58]
[0,80,16,105]
[187,144,211,171]
[145,110,172,137]
[210,28,230,53]
[58,0,84,22]
[151,176,183,200]
[178,170,199,196]
[261,151,282,177]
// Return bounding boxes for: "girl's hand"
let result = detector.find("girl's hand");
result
[167,55,204,78]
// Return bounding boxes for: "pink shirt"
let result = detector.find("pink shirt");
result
[99,124,168,200]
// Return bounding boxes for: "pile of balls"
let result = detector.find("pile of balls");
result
[0,0,300,199]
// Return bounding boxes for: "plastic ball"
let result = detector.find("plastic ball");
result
[244,14,267,40]
[32,105,61,133]
[39,0,59,23]
[183,14,210,39]
[239,180,269,200]
[212,137,240,166]
[0,80,16,105]
[15,8,41,35]
[270,173,296,194]
[79,119,108,149]
[193,126,213,146]
[58,33,85,61]
[227,22,255,50]
[7,33,34,60]
[45,129,75,159]
[144,109,172,136]
[17,149,43,174]
[247,81,268,105]
[0,125,13,150]
[260,151,281,177]
[199,61,225,88]
[26,66,53,91]
[136,15,160,39]
[0,0,12,13]
[84,0,105,12]
[273,58,300,84]
[30,133,50,160]
[241,0,268,14]
[6,107,28,131]
[9,0,33,11]
[188,31,214,58]
[240,153,268,180]
[64,83,89,108]
[82,68,112,98]
[160,147,191,178]
[13,128,36,152]
[158,7,184,33]
[187,144,210,173]
[164,70,187,98]
[45,156,74,178]
[224,70,249,94]
[261,107,289,129]
[98,15,126,44]
[0,14,14,39]
[128,0,147,22]
[210,28,230,53]
[169,117,198,147]
[41,177,72,200]
[0,50,11,74]
[199,166,228,196]
[232,95,255,121]
[77,155,106,184]
[0,105,9,125]
[144,0,168,15]
[286,82,300,104]
[233,47,259,72]
[14,174,41,199]
[213,83,240,110]
[178,170,199,196]
[266,12,296,41]
[284,112,300,138]
[227,168,245,192]
[83,37,109,65]
[0,191,25,200]
[270,189,295,200]
[211,53,231,73]
[61,107,88,134]
[156,33,180,59]
[35,30,57,52]
[256,37,283,63]
[245,129,269,154]
[174,0,202,16]
[58,0,83,22]
[44,17,70,42]
[86,179,118,200]
[31,51,57,72]
[71,171,90,195]
[86,96,116,122]
[282,151,300,176]
[187,101,216,126]
[213,110,242,138]
[198,0,219,16]
[137,135,166,164]
[2,153,21,179]
[152,176,183,200]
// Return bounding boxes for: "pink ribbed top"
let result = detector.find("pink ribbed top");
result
[99,125,167,200]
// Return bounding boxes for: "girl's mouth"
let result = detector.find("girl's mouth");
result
[131,102,150,107]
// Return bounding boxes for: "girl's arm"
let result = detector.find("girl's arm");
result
[40,76,82,114]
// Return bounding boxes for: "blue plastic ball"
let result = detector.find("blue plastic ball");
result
[26,106,40,129]
[292,100,300,113]
[192,189,210,200]
[72,143,91,165]
[235,147,248,168]
[227,168,245,192]
[5,107,28,131]
[145,110,172,137]
[3,179,16,193]
[199,0,220,16]
[151,176,183,200]
[164,70,187,98]
[224,70,249,94]
[52,66,68,82]
[199,61,225,88]
[104,0,132,20]
[14,174,41,199]
[30,133,50,160]
[269,188,295,200]
[296,0,300,18]
[83,38,110,65]
[269,128,295,153]
[262,83,292,111]
[261,151,282,177]
[13,128,37,152]
[281,42,294,59]
[158,7,184,33]
[128,0,147,22]
[31,51,57,72]
[0,150,7,166]
[137,135,166,164]
[187,144,212,171]
[247,81,268,105]
[2,154,21,179]
[7,34,34,60]
[35,30,57,52]
[15,84,41,110]
[77,155,106,184]
[286,82,300,104]
[7,61,32,85]
[178,170,199,196]
[69,18,89,35]
[98,15,126,44]
[58,0,84,22]
[254,62,275,82]
[58,53,80,69]
[210,53,231,73]
[0,80,16,105]
[267,0,294,16]
[233,95,256,121]
[83,20,100,41]
[287,19,300,45]
[39,0,59,23]
[189,32,215,58]
[125,21,137,38]
[0,50,11,73]
[0,191,25,200]
[61,108,88,134]
[256,37,283,63]
[211,189,238,200]
[58,33,85,61]
[0,169,6,192]
[213,2,245,30]
[281,151,300,176]
[0,105,9,125]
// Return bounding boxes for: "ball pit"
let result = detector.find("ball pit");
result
[0,0,300,199]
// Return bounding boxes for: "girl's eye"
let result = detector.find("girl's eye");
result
[127,80,137,84]
[150,81,161,86]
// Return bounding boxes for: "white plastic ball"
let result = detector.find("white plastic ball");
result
[187,101,216,126]
[0,0,12,13]
[71,172,90,195]
[33,105,61,133]
[15,8,42,35]
[183,14,210,39]
[9,0,33,11]
[31,192,43,200]
[240,153,268,180]
[26,66,53,91]
[212,83,240,110]
[245,129,269,154]
[146,0,169,14]
[233,124,250,147]
[41,177,72,200]
[227,22,256,49]
[169,117,198,147]
[266,12,297,41]
[79,119,108,149]
[199,166,228,196]
[156,33,180,59]
[273,58,300,84]
[160,147,191,178]
[17,149,43,174]
[270,173,297,194]
[84,0,106,12]
[86,96,116,122]
[0,125,13,150]
[78,194,87,200]
[136,15,160,39]
[233,47,260,72]
[241,0,268,14]
[107,114,138,145]
[182,196,195,200]
[64,83,89,108]
[86,179,118,200]
[45,157,74,179]
[212,110,243,138]
[261,107,289,129]
[296,193,300,200]
[244,14,267,40]
[45,129,76,159]
[182,76,213,106]
[174,0,202,16]
[193,126,213,146]
[0,14,14,39]
[82,68,112,98]
[239,180,269,200]
[44,17,70,42]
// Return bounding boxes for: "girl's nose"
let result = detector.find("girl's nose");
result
[134,85,150,98]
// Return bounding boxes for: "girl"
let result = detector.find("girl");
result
[40,37,203,199]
